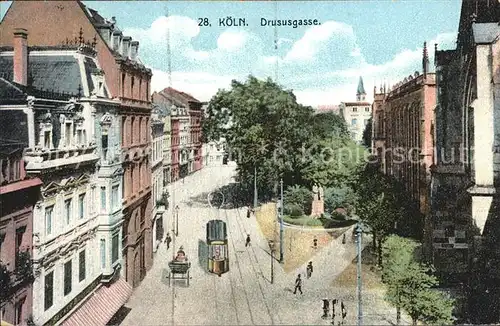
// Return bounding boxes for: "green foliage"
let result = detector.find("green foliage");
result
[310,112,350,140]
[284,203,304,217]
[323,186,357,214]
[203,76,315,198]
[301,136,367,188]
[16,250,34,283]
[330,211,347,221]
[284,185,312,215]
[362,118,372,148]
[382,235,455,325]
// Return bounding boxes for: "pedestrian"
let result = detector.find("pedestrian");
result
[247,207,251,218]
[341,301,347,322]
[332,299,337,321]
[293,274,303,294]
[245,234,251,247]
[306,261,313,278]
[322,299,330,318]
[313,237,318,249]
[164,233,172,250]
[342,233,346,244]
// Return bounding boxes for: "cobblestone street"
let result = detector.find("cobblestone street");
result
[119,165,408,325]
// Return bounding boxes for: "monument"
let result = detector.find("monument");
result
[311,184,324,218]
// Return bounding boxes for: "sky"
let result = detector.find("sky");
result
[0,1,462,106]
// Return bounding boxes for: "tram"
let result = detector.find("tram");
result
[206,219,229,275]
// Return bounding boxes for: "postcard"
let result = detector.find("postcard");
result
[0,0,499,325]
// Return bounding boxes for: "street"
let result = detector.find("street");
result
[121,165,405,325]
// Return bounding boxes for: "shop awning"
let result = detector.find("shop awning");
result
[60,278,132,326]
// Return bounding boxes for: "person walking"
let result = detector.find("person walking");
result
[306,261,313,278]
[245,234,251,247]
[247,206,251,218]
[293,274,303,294]
[164,233,172,250]
[313,237,318,249]
[322,299,330,318]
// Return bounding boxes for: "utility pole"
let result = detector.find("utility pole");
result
[356,222,363,326]
[279,178,284,263]
[269,240,275,284]
[253,165,258,208]
[175,205,179,236]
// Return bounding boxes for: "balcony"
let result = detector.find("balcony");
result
[156,192,169,211]
[23,145,98,173]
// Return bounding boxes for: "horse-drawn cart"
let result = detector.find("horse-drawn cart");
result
[167,246,191,286]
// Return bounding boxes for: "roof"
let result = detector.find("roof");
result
[161,87,201,104]
[356,76,366,95]
[0,78,26,100]
[473,23,500,44]
[342,101,371,106]
[316,105,340,114]
[0,54,82,95]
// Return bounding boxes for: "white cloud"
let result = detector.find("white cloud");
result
[131,15,456,108]
[284,21,356,62]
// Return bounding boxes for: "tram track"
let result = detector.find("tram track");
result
[223,209,256,325]
[233,207,277,325]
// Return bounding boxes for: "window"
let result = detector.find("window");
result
[112,233,119,263]
[352,107,358,112]
[121,73,126,97]
[79,250,86,282]
[65,122,72,147]
[101,186,106,210]
[79,194,85,219]
[351,119,358,126]
[64,199,72,224]
[112,185,119,209]
[64,260,72,295]
[365,107,370,112]
[100,239,106,269]
[44,130,51,148]
[15,227,25,270]
[76,129,84,144]
[15,299,24,325]
[44,271,54,310]
[45,206,53,235]
[131,77,135,98]
[102,134,108,159]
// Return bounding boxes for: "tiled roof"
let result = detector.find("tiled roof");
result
[0,55,82,95]
[161,87,201,104]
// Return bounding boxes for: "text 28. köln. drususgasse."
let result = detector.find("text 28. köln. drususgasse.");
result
[198,17,321,28]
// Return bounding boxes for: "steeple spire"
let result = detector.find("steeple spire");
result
[422,41,429,78]
[356,76,366,101]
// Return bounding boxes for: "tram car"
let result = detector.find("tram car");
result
[206,219,229,275]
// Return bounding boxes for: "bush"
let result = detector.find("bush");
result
[285,203,304,217]
[324,186,357,214]
[331,211,347,221]
[284,185,313,215]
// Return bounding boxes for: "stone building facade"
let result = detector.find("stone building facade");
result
[340,77,372,144]
[372,44,436,247]
[0,140,42,324]
[431,0,500,322]
[150,108,165,251]
[0,0,151,313]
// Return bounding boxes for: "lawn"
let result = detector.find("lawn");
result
[256,203,349,273]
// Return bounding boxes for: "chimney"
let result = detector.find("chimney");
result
[130,41,139,61]
[13,28,28,86]
[121,36,131,57]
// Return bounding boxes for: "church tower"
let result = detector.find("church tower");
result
[356,76,366,101]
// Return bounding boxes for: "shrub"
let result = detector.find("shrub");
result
[331,211,347,221]
[285,203,304,217]
[284,185,313,215]
[324,186,357,214]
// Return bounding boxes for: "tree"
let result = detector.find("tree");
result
[310,112,350,140]
[0,262,12,304]
[362,118,372,148]
[283,185,312,215]
[323,185,357,215]
[203,76,315,198]
[301,136,366,189]
[382,235,455,325]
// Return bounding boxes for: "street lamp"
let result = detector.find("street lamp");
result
[175,205,179,236]
[268,240,275,284]
[356,222,363,326]
[253,166,258,208]
[279,178,284,263]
